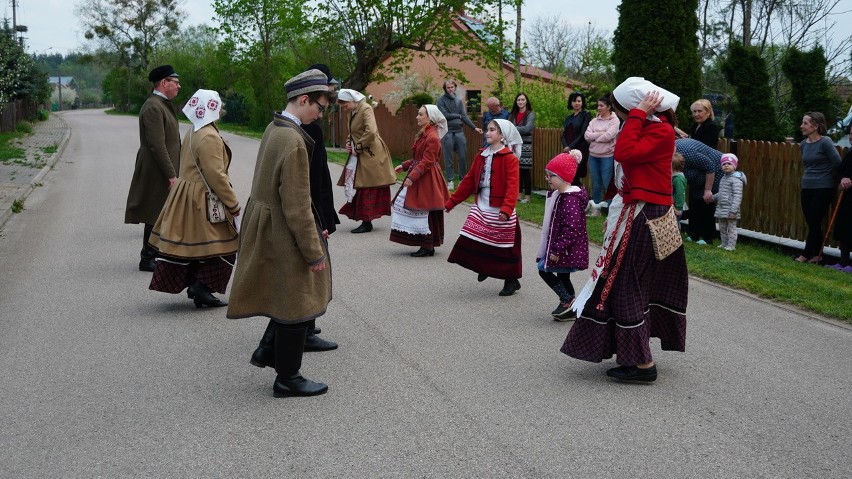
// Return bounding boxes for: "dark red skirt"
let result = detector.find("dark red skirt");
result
[561,203,687,366]
[339,187,391,221]
[149,254,236,294]
[447,222,522,280]
[389,211,445,248]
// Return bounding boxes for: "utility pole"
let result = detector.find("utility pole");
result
[57,66,63,111]
[11,0,28,46]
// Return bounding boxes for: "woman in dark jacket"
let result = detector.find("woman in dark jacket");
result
[561,92,591,186]
[510,92,536,204]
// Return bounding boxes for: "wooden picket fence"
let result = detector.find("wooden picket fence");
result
[328,102,848,247]
[0,100,40,133]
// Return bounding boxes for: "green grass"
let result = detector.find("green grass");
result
[11,199,24,213]
[42,145,58,154]
[0,131,26,161]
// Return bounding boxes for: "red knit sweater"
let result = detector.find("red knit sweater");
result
[615,109,675,205]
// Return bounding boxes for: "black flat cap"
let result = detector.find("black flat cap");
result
[148,65,179,83]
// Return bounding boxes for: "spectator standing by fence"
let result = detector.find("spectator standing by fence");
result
[510,93,536,204]
[676,138,722,245]
[584,93,620,215]
[437,80,483,190]
[561,92,591,187]
[482,97,509,147]
[827,128,852,272]
[796,111,841,263]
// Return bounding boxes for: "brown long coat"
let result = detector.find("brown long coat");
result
[125,94,181,225]
[336,99,396,188]
[227,114,332,324]
[399,125,449,211]
[148,124,240,259]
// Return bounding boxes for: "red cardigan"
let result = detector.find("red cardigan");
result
[445,146,519,216]
[615,109,675,205]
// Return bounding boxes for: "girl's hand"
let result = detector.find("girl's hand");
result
[403,178,413,187]
[728,213,737,219]
[841,177,851,190]
[499,212,509,221]
[394,165,403,173]
[636,91,663,115]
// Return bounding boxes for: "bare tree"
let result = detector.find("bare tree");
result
[524,15,574,73]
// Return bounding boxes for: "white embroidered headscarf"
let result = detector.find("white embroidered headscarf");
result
[424,104,448,139]
[492,119,523,157]
[182,89,222,132]
[612,77,680,122]
[337,89,366,103]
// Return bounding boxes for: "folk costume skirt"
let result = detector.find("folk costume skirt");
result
[339,186,391,222]
[149,254,236,294]
[447,205,522,280]
[561,203,687,366]
[389,186,445,248]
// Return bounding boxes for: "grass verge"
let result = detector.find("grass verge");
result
[0,131,26,161]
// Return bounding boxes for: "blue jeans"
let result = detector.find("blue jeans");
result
[441,131,467,181]
[588,155,614,204]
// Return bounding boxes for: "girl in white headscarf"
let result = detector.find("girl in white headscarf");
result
[148,89,240,308]
[389,105,451,256]
[445,118,524,296]
[336,88,397,233]
[561,77,688,383]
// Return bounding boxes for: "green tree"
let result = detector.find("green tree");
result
[0,22,50,108]
[782,46,835,140]
[213,0,306,127]
[75,0,185,72]
[312,0,504,91]
[722,41,783,141]
[612,0,702,127]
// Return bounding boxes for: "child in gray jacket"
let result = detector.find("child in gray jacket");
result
[713,153,747,251]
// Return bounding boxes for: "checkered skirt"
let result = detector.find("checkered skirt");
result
[339,186,391,221]
[561,203,687,365]
[149,254,236,294]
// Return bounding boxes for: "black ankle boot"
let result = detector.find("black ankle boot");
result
[273,373,328,397]
[188,281,227,308]
[410,247,434,257]
[498,279,521,296]
[351,221,373,233]
[250,320,276,368]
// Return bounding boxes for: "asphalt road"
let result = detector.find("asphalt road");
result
[1,109,850,478]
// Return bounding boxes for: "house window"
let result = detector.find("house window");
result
[466,90,481,121]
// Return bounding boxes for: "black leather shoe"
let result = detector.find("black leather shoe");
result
[188,282,228,308]
[351,221,373,233]
[308,325,321,336]
[606,365,657,382]
[410,247,435,257]
[498,279,521,296]
[304,335,338,352]
[273,374,328,397]
[139,258,156,272]
[477,273,488,282]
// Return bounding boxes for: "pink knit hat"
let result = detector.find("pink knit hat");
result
[721,153,738,168]
[546,151,580,183]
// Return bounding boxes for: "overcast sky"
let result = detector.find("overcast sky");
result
[9,0,852,65]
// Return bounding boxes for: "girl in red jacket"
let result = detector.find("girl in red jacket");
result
[445,119,523,296]
[561,77,689,383]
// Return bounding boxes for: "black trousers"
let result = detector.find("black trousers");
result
[141,223,157,260]
[801,187,834,258]
[538,270,574,303]
[687,196,716,243]
[519,168,532,196]
[274,322,309,378]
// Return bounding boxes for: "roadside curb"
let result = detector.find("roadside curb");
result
[0,114,72,231]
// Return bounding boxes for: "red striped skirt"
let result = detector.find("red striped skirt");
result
[447,222,522,280]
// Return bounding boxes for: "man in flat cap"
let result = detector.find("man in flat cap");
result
[125,64,182,271]
[227,69,334,397]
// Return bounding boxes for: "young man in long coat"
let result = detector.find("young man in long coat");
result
[124,65,182,272]
[226,69,333,397]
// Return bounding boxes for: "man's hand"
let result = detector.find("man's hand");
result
[168,177,177,189]
[310,259,327,273]
[475,127,483,134]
